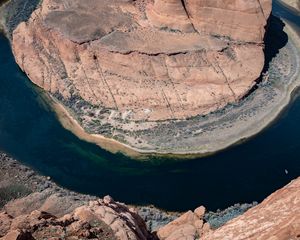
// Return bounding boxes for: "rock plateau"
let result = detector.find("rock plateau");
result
[12,0,272,122]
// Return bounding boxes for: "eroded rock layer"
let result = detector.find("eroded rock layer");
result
[0,195,151,240]
[12,0,271,121]
[1,177,299,240]
[0,153,299,240]
[157,178,300,240]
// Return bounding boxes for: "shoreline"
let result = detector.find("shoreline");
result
[0,152,298,239]
[0,151,179,232]
[46,93,214,160]
[280,0,300,12]
[42,20,300,159]
[0,151,257,233]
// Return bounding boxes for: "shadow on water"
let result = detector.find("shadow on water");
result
[263,15,288,73]
[0,0,299,212]
[242,15,287,98]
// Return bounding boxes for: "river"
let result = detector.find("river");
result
[0,0,299,212]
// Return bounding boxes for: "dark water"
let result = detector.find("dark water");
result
[0,1,300,212]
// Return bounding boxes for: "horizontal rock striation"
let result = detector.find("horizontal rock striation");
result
[12,0,271,122]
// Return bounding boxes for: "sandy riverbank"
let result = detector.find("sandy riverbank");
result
[46,93,212,160]
[45,93,145,158]
[281,0,300,11]
[41,19,300,159]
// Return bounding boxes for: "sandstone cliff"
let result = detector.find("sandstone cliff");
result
[157,178,300,240]
[0,153,299,239]
[1,176,299,240]
[12,0,272,122]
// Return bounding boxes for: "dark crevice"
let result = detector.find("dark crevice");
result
[256,0,267,20]
[180,0,198,33]
[180,0,188,16]
[263,15,288,73]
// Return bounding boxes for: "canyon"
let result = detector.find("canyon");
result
[9,0,274,155]
[12,0,271,121]
[0,152,299,240]
[0,0,299,239]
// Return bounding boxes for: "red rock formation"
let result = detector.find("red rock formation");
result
[184,0,272,42]
[1,178,300,240]
[202,178,300,240]
[157,178,300,240]
[146,0,195,32]
[12,0,272,122]
[0,195,151,240]
[157,207,209,240]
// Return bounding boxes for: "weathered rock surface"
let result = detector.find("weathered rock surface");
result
[201,177,300,240]
[0,152,299,240]
[0,152,152,240]
[157,208,209,240]
[0,194,152,240]
[158,178,300,240]
[12,0,271,122]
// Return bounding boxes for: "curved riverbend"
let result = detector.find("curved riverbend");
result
[0,0,299,212]
[49,20,300,159]
[35,3,300,158]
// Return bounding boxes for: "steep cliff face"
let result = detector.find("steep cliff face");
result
[1,177,299,240]
[12,0,271,122]
[147,0,272,42]
[0,154,299,240]
[157,178,300,240]
[201,177,300,240]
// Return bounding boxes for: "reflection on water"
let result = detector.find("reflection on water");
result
[0,0,299,212]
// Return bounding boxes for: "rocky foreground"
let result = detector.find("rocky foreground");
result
[0,0,300,238]
[0,152,299,240]
[0,152,158,240]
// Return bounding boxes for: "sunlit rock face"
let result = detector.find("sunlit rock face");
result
[12,0,271,121]
[0,194,151,240]
[156,178,300,240]
[202,177,300,240]
[2,177,298,240]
